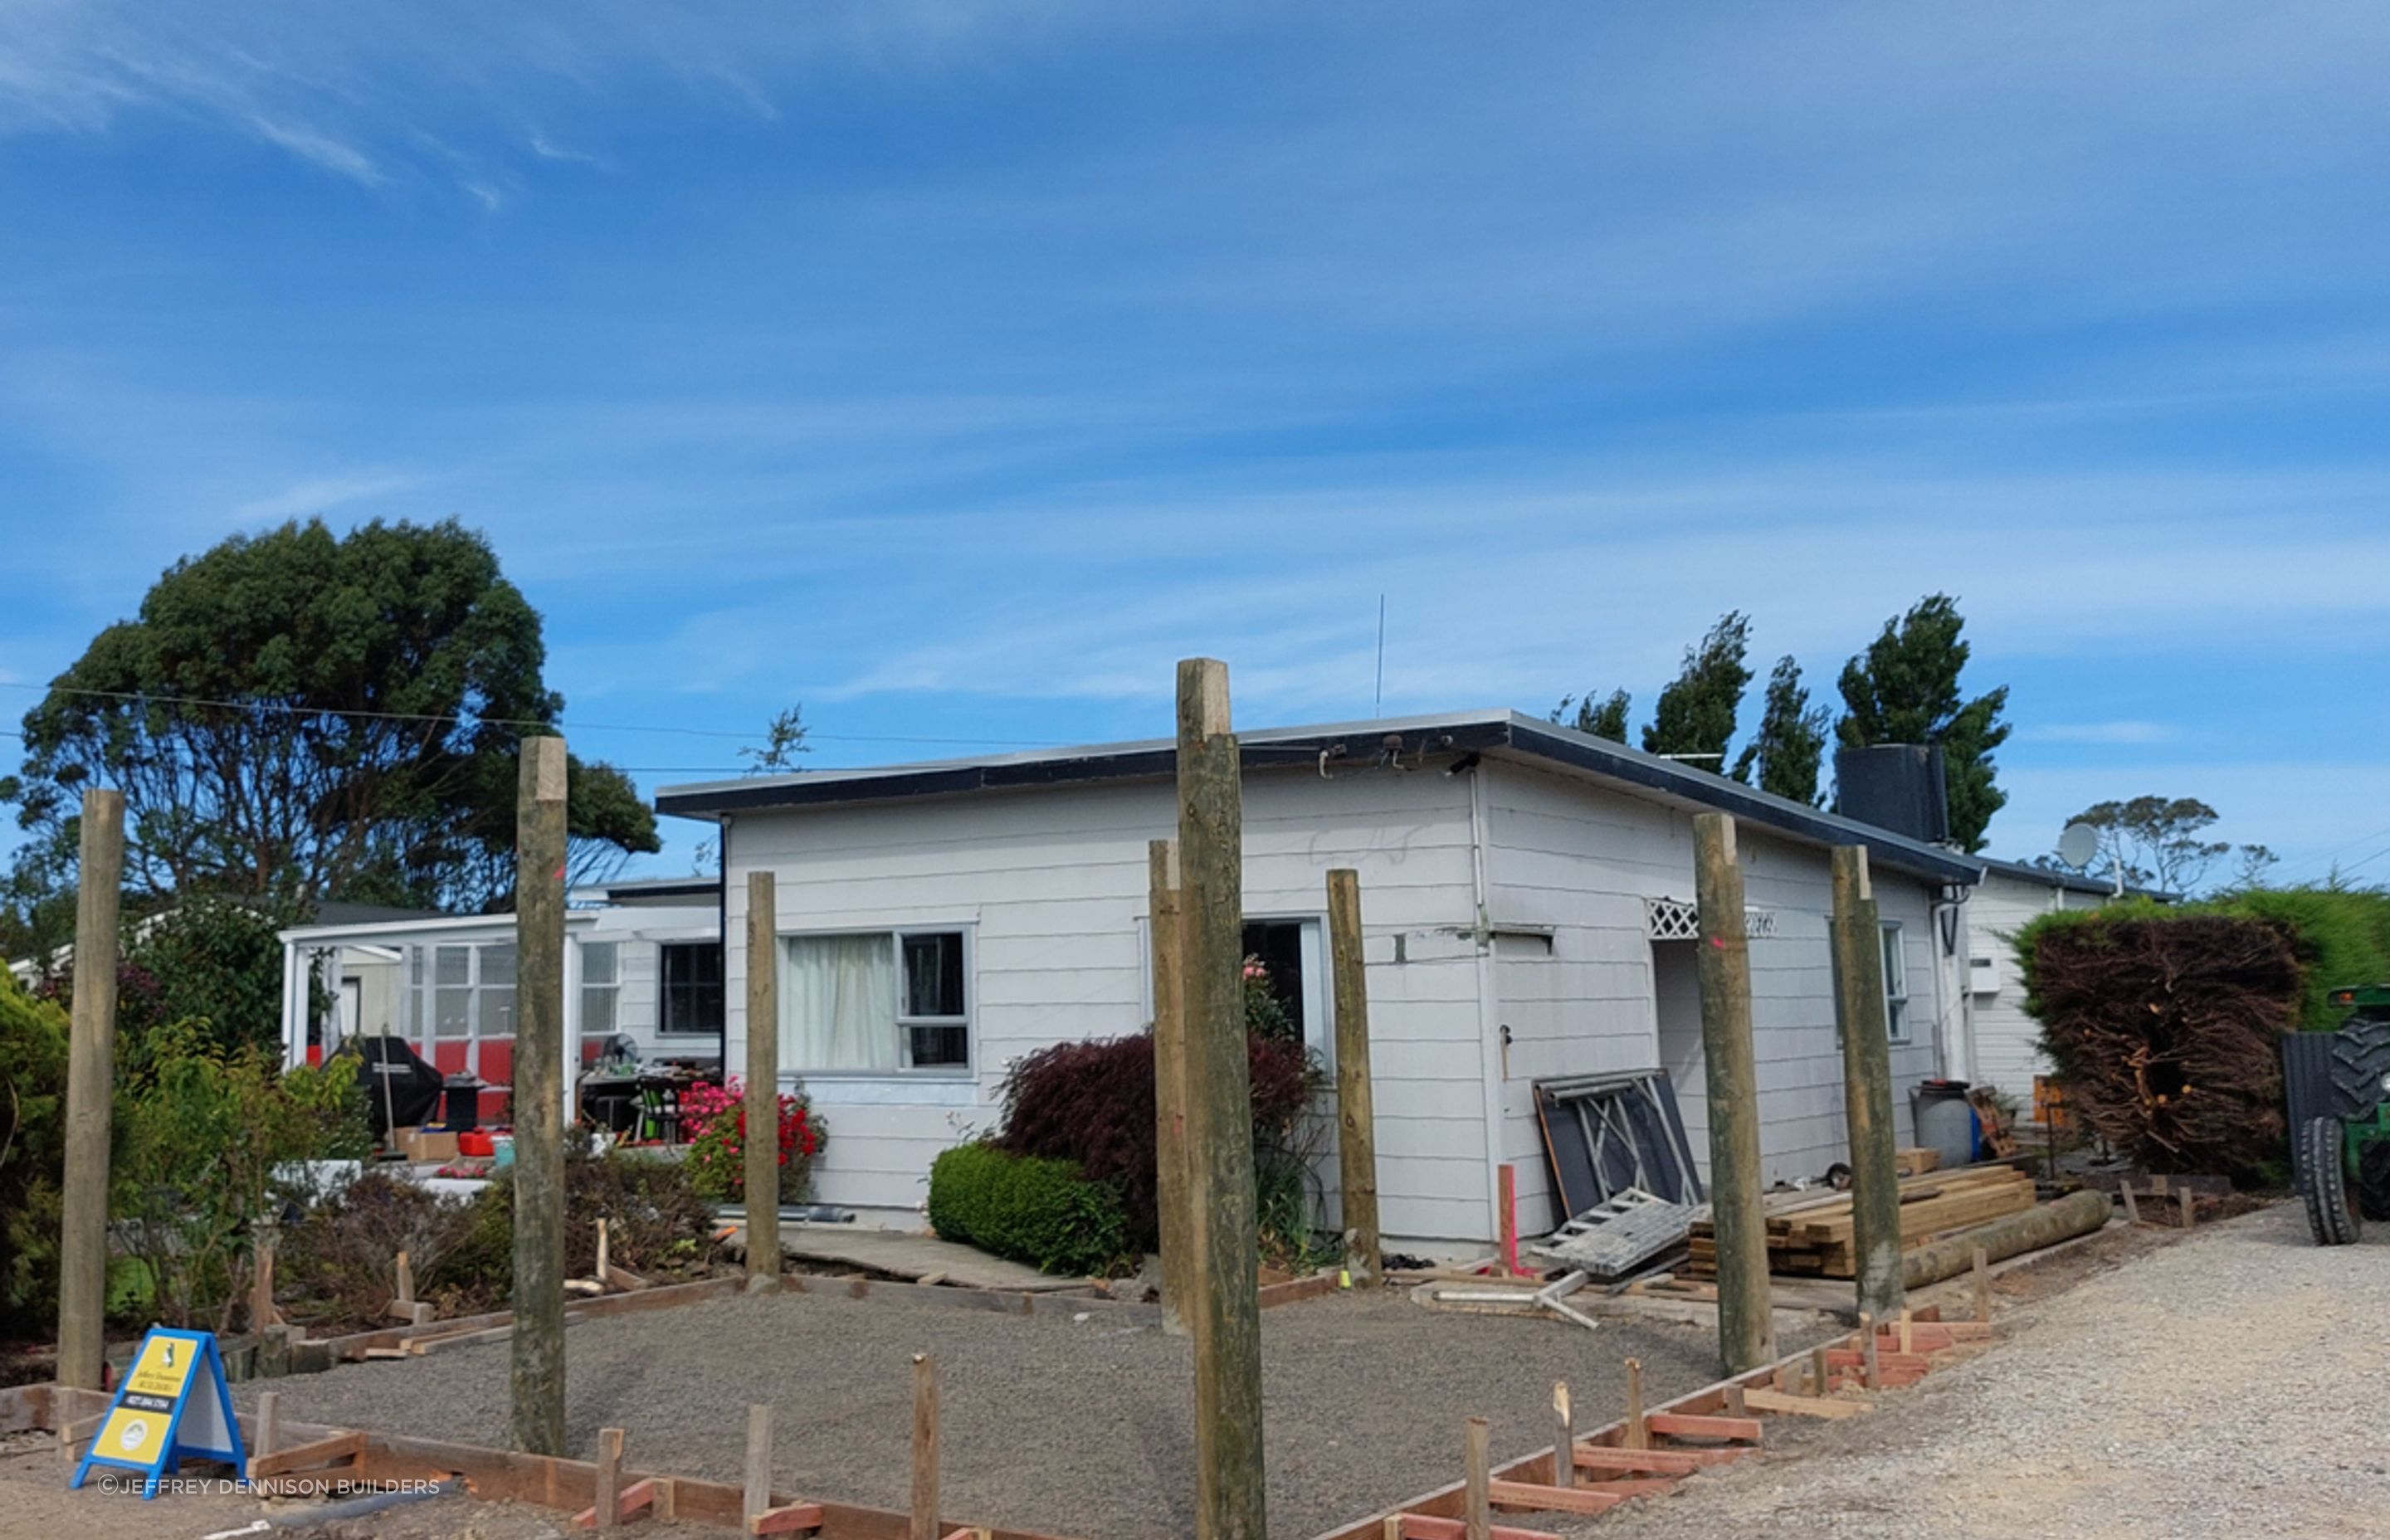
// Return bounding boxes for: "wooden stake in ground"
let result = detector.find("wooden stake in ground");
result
[1859,1312,1881,1391]
[251,1221,279,1333]
[1496,1164,1520,1278]
[1462,1416,1492,1540]
[911,1354,939,1540]
[1972,1245,1992,1323]
[511,736,569,1456]
[1692,813,1777,1375]
[744,1404,773,1526]
[746,870,782,1284]
[1151,840,1193,1335]
[1550,1382,1574,1489]
[596,1426,626,1534]
[56,786,124,1393]
[1326,868,1381,1287]
[255,1391,280,1465]
[1828,846,1905,1324]
[1175,658,1266,1540]
[1622,1358,1647,1450]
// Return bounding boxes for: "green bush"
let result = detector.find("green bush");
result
[0,976,69,1331]
[926,1142,1131,1277]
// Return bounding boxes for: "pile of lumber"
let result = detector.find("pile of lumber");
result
[1685,1165,2036,1279]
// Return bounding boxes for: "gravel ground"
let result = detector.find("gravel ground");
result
[1551,1204,2390,1540]
[234,1284,1843,1539]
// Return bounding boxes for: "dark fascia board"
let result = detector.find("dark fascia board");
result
[656,709,1982,886]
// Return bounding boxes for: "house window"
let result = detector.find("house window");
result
[780,928,970,1073]
[580,941,619,1040]
[1881,922,1910,1044]
[1241,920,1310,1041]
[660,942,724,1036]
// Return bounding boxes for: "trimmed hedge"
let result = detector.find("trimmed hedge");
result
[925,1142,1132,1277]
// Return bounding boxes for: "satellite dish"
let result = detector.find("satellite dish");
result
[2057,822,2100,868]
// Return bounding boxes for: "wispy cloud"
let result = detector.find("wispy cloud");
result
[246,114,380,184]
[232,470,417,524]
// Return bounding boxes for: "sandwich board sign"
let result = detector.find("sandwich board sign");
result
[69,1327,246,1499]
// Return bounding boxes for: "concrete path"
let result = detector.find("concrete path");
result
[764,1221,1094,1291]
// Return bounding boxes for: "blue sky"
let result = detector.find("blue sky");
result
[2,2,2388,884]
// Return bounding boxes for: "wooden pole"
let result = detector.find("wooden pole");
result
[1462,1416,1491,1540]
[251,1221,279,1333]
[1972,1245,1992,1323]
[256,1390,280,1463]
[1828,845,1905,1323]
[1859,1312,1881,1391]
[1176,658,1266,1540]
[744,1404,773,1526]
[1496,1164,1519,1278]
[596,1426,626,1534]
[746,870,782,1284]
[1325,869,1381,1287]
[56,786,124,1392]
[1810,1344,1832,1396]
[1691,812,1776,1375]
[395,1248,416,1307]
[910,1353,939,1540]
[1622,1359,1646,1450]
[510,736,569,1456]
[1151,840,1194,1335]
[1550,1381,1574,1489]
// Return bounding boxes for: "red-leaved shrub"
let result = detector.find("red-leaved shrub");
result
[993,1031,1321,1247]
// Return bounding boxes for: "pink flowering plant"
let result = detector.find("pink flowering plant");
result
[681,1076,823,1204]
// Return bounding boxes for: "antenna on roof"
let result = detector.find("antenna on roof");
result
[1373,595,1386,717]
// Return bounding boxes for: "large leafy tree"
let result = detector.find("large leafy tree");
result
[0,519,658,933]
[1643,611,1751,768]
[2044,796,2274,896]
[1835,593,2011,851]
[1732,655,1831,804]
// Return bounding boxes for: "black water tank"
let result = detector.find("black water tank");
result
[1836,744,1949,843]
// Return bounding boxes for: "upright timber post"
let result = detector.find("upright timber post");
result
[1691,812,1775,1375]
[1828,845,1905,1323]
[56,787,124,1391]
[1176,657,1266,1540]
[745,870,781,1284]
[511,736,568,1455]
[1150,840,1194,1335]
[1325,869,1381,1286]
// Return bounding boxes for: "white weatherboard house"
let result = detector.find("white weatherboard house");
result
[658,712,1983,1250]
[1957,856,2129,1099]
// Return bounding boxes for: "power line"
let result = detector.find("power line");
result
[0,680,1055,750]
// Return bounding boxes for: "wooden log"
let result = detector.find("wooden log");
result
[1899,1190,2112,1289]
[911,1354,939,1540]
[1463,1416,1492,1540]
[744,1404,773,1527]
[1622,1358,1646,1450]
[746,870,782,1282]
[512,736,569,1456]
[1328,868,1382,1286]
[1150,841,1193,1336]
[1693,813,1775,1374]
[1830,846,1905,1323]
[1486,1479,1619,1517]
[57,786,124,1391]
[594,1426,625,1533]
[1177,658,1266,1540]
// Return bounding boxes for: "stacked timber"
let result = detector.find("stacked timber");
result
[1685,1165,2036,1279]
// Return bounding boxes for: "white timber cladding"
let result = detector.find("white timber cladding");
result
[722,768,1490,1241]
[1964,870,2105,1096]
[1480,759,1944,1228]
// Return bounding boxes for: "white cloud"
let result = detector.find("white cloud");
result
[232,471,417,524]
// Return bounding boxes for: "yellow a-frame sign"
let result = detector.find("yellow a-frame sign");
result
[70,1328,247,1499]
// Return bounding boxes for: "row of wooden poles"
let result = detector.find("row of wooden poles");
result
[47,660,1918,1540]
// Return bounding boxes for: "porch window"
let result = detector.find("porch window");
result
[1881,922,1910,1044]
[660,942,723,1036]
[581,942,619,1040]
[780,928,970,1074]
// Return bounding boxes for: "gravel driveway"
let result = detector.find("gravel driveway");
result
[1557,1204,2390,1540]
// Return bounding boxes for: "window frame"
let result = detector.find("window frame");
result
[578,939,621,1043]
[1880,921,1911,1045]
[776,924,975,1078]
[656,940,726,1037]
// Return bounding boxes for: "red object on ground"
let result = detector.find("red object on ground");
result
[457,1129,495,1158]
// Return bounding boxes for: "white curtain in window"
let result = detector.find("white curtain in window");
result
[782,933,899,1071]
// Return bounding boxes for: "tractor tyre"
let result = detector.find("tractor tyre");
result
[2359,1139,2390,1222]
[2329,1015,2390,1122]
[2300,1117,2361,1246]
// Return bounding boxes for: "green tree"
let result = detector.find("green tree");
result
[0,519,658,921]
[1732,655,1832,804]
[739,704,812,774]
[2048,796,2271,896]
[1550,690,1632,743]
[1836,594,2011,851]
[0,976,70,1326]
[1643,611,1751,767]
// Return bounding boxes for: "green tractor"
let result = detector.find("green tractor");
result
[2290,983,2390,1245]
